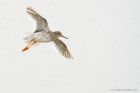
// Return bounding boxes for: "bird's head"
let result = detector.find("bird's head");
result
[55,31,68,39]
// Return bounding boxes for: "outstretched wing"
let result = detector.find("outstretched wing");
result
[54,39,73,59]
[27,7,50,32]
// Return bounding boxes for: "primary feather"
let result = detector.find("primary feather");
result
[54,39,73,59]
[27,7,50,32]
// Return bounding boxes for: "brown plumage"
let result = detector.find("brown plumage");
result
[22,7,73,59]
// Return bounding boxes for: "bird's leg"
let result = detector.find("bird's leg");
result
[22,40,36,52]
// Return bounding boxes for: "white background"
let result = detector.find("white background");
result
[0,0,139,93]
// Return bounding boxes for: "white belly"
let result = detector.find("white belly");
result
[24,31,53,43]
[33,32,52,42]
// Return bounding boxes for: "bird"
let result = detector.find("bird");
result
[22,7,73,59]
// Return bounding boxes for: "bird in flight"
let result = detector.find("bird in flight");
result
[22,7,73,59]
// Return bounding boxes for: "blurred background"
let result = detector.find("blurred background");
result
[0,0,139,93]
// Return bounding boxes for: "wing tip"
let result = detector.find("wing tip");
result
[65,52,74,59]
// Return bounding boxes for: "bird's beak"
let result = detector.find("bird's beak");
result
[62,35,68,39]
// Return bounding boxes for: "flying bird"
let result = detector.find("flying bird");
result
[22,7,73,59]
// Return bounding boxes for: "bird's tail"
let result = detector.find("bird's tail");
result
[23,35,33,43]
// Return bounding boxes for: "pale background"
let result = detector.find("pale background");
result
[0,0,140,93]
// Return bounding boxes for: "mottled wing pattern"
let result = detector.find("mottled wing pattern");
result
[54,39,73,59]
[27,7,50,32]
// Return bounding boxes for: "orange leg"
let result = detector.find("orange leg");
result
[22,40,37,52]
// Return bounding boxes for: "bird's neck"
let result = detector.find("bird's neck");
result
[50,31,59,40]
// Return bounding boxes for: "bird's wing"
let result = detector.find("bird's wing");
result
[27,7,50,32]
[53,39,73,59]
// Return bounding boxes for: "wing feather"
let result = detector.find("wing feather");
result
[27,7,50,32]
[54,39,73,59]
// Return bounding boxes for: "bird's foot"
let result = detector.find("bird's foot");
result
[22,47,29,52]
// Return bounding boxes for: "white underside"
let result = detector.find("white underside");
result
[24,32,52,43]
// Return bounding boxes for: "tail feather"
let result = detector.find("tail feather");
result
[23,34,34,43]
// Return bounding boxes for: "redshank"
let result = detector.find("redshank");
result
[22,7,73,59]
